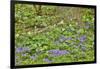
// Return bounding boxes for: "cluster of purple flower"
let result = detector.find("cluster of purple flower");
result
[81,46,86,51]
[16,47,30,53]
[30,55,37,60]
[59,35,72,42]
[48,49,70,57]
[54,35,72,45]
[22,53,27,56]
[77,35,87,51]
[43,58,53,63]
[79,35,86,42]
[59,35,68,42]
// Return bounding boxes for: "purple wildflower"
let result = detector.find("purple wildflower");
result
[66,37,72,40]
[23,47,30,51]
[48,49,59,54]
[59,35,67,42]
[58,35,72,43]
[16,47,23,53]
[30,55,36,60]
[43,58,53,63]
[58,50,69,55]
[79,35,86,42]
[81,46,86,51]
[16,47,30,53]
[48,49,69,57]
[22,54,27,56]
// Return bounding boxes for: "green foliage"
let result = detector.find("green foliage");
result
[15,4,95,65]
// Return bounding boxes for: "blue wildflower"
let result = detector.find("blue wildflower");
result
[66,37,72,40]
[23,47,30,51]
[48,49,69,57]
[48,49,59,54]
[16,47,30,53]
[22,54,27,56]
[54,35,72,45]
[43,58,53,63]
[59,35,67,42]
[16,47,23,53]
[30,55,36,60]
[81,46,86,51]
[59,50,69,55]
[30,54,37,60]
[79,35,86,42]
